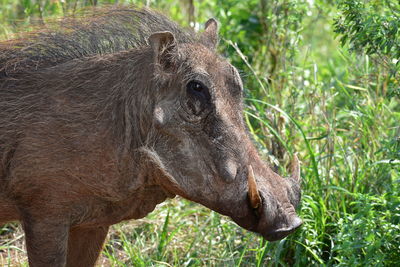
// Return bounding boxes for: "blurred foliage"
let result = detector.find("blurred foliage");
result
[334,0,400,61]
[0,0,399,266]
[334,0,400,98]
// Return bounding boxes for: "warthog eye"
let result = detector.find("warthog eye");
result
[186,81,211,102]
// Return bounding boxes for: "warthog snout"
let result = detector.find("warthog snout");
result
[231,154,303,241]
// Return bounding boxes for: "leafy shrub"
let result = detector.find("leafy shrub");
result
[334,0,399,98]
[331,190,400,266]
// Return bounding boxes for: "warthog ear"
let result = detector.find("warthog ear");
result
[201,18,219,50]
[148,31,177,70]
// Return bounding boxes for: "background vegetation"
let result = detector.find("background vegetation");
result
[0,0,399,266]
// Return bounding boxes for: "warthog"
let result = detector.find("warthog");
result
[0,6,302,267]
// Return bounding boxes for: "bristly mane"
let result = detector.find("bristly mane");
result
[0,6,195,76]
[0,6,199,159]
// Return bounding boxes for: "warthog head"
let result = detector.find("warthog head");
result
[143,19,302,241]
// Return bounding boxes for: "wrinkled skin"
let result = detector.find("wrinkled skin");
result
[0,8,302,267]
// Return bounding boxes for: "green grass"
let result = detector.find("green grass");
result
[0,0,399,266]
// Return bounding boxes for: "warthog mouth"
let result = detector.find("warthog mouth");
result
[262,217,303,241]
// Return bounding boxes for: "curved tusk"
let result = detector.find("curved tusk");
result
[290,153,301,183]
[248,165,262,209]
